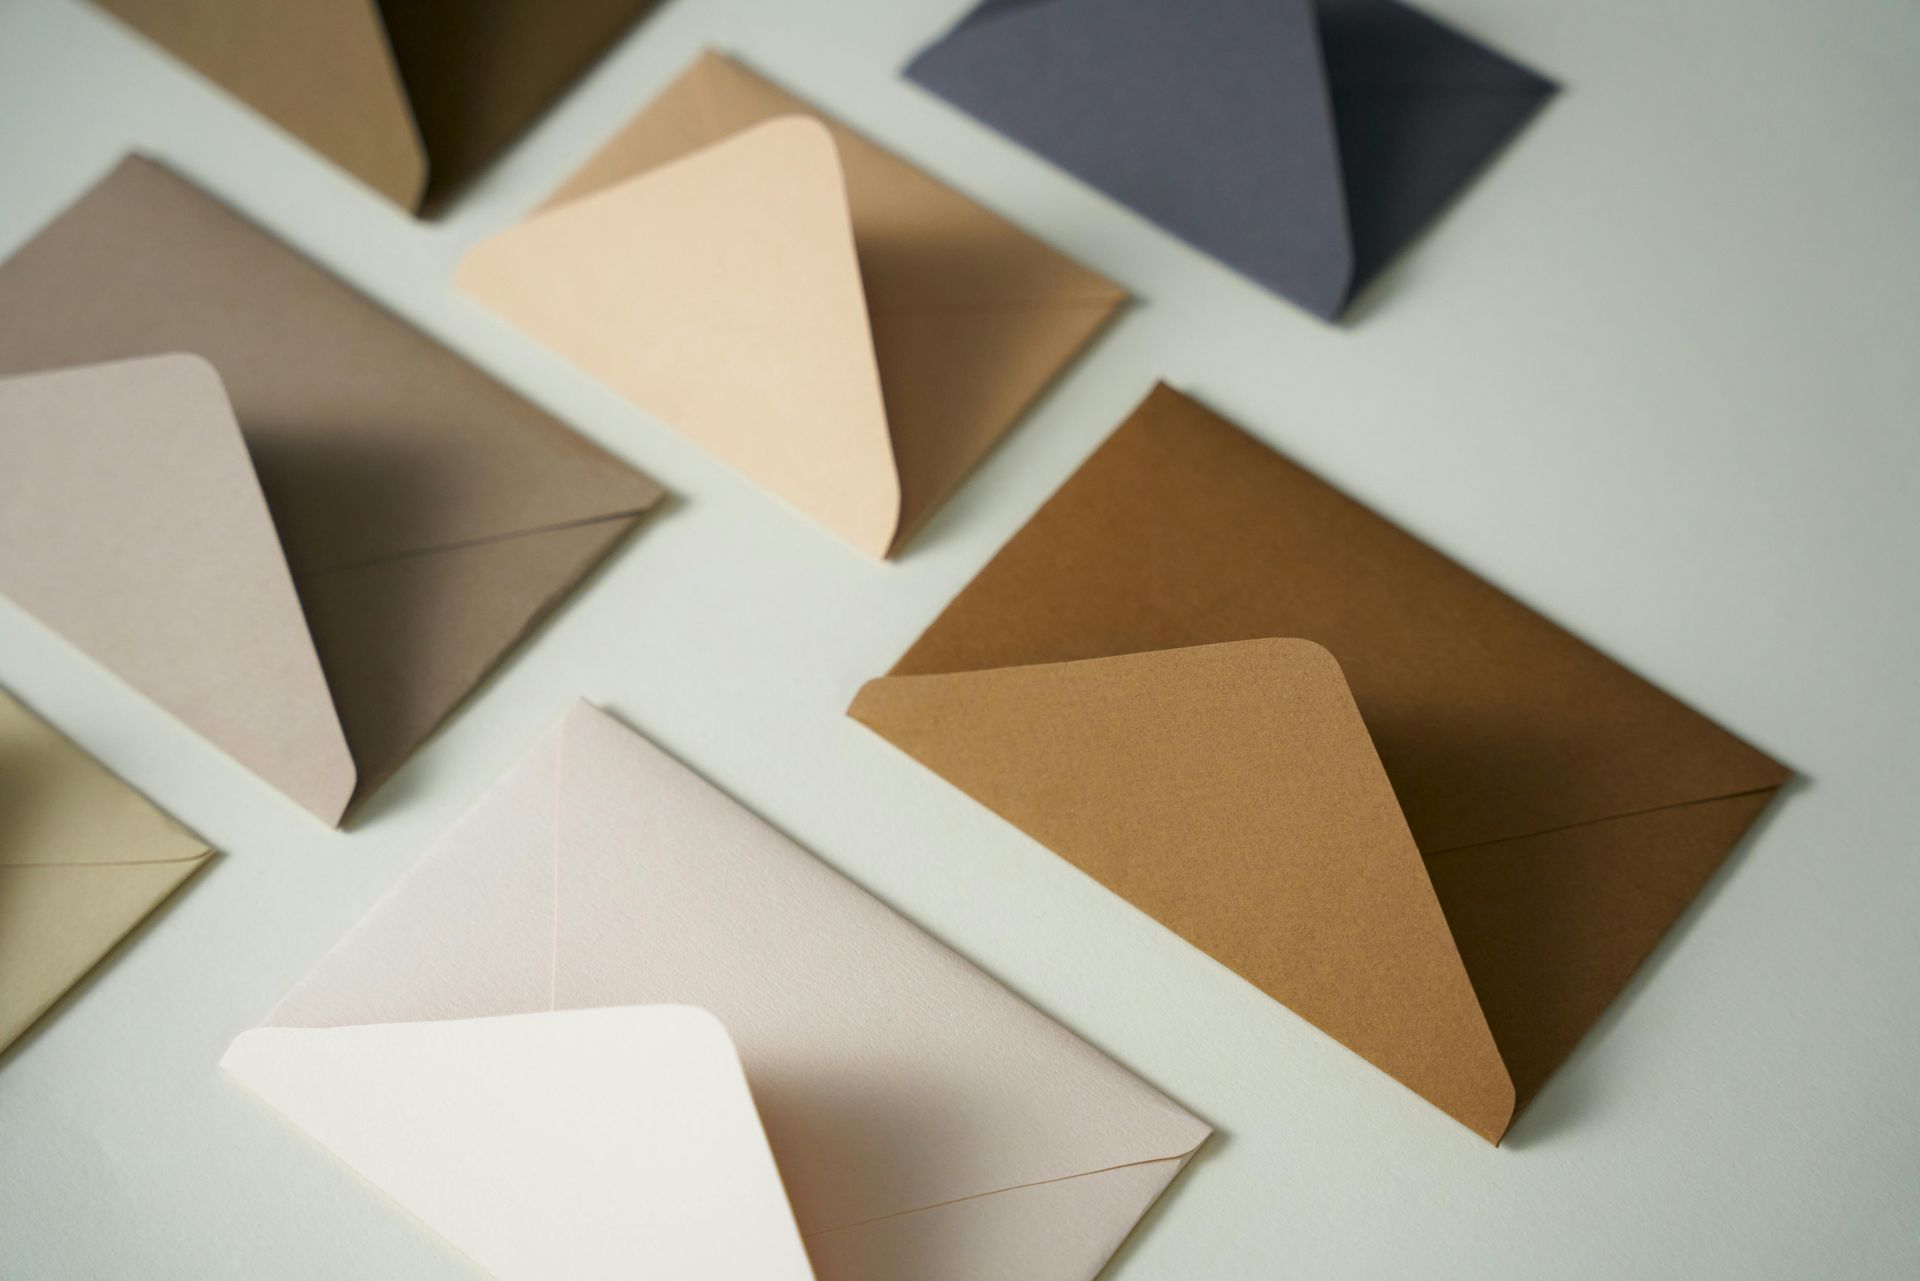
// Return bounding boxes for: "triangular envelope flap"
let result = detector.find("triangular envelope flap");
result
[260,719,562,1030]
[223,1006,815,1281]
[854,638,1515,1141]
[456,117,900,557]
[0,357,354,824]
[550,704,1209,1234]
[887,385,1789,856]
[0,157,660,577]
[905,0,1354,317]
[91,0,426,209]
[1314,0,1557,291]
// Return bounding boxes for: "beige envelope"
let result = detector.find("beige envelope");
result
[0,158,663,825]
[90,0,662,211]
[456,51,1127,558]
[0,686,214,1057]
[226,703,1208,1281]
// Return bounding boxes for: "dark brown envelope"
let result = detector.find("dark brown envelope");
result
[0,156,661,824]
[851,383,1789,1142]
[90,0,661,211]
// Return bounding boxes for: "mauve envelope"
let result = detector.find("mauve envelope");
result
[851,384,1790,1142]
[0,158,662,825]
[905,0,1556,318]
[456,51,1126,558]
[226,703,1208,1280]
[89,0,662,211]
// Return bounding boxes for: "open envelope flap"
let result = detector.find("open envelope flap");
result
[456,117,902,557]
[1,687,214,1049]
[851,639,1515,1140]
[526,51,1128,552]
[905,0,1355,317]
[91,0,426,209]
[0,357,355,824]
[224,1006,815,1281]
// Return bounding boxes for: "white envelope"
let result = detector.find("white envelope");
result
[224,703,1208,1280]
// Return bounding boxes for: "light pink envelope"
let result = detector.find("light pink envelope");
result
[225,703,1208,1280]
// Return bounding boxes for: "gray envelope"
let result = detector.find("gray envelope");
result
[905,0,1557,319]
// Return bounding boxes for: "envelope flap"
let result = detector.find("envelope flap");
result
[457,116,900,557]
[0,157,661,578]
[0,687,211,869]
[91,0,426,208]
[887,385,1789,857]
[853,639,1515,1140]
[548,704,1209,1234]
[222,1006,814,1281]
[906,0,1354,317]
[0,357,354,825]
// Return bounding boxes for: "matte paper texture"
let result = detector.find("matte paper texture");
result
[851,384,1789,1142]
[906,0,1556,318]
[0,159,662,824]
[457,51,1126,558]
[227,703,1208,1280]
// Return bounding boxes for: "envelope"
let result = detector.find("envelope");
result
[850,384,1791,1142]
[0,158,663,826]
[905,0,1557,319]
[225,702,1209,1280]
[455,51,1127,558]
[89,0,662,211]
[227,1004,816,1281]
[1,685,214,1058]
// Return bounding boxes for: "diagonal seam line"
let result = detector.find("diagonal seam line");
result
[291,509,651,582]
[798,1146,1200,1240]
[4,849,214,868]
[866,295,1126,316]
[1417,783,1786,861]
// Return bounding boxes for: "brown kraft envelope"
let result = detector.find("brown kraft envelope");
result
[0,157,661,826]
[89,0,663,211]
[851,383,1790,1142]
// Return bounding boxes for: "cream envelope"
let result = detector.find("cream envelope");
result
[226,1005,815,1281]
[225,702,1208,1281]
[455,51,1128,558]
[1,686,214,1057]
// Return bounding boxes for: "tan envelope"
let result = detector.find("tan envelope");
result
[90,0,662,211]
[851,384,1791,1143]
[456,51,1127,558]
[226,703,1208,1280]
[0,158,662,825]
[0,686,214,1057]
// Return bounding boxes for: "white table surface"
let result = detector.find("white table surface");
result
[2,0,1916,1277]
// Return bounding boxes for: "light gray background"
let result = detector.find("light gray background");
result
[1,0,1915,1277]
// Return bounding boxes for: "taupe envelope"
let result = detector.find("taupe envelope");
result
[852,384,1791,1142]
[0,686,213,1057]
[0,158,662,825]
[456,52,1127,558]
[89,0,662,211]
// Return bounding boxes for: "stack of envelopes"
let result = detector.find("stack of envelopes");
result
[457,51,1127,557]
[852,384,1790,1141]
[225,703,1209,1281]
[0,158,662,825]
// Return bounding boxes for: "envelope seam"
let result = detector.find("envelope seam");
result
[1,849,213,869]
[291,510,650,582]
[1418,784,1785,860]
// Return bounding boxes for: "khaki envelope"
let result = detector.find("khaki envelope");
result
[0,158,662,826]
[455,51,1127,558]
[0,686,214,1057]
[851,383,1791,1143]
[226,702,1208,1281]
[90,0,662,211]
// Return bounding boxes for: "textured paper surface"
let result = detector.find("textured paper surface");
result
[851,384,1790,1141]
[228,702,1208,1280]
[226,1006,814,1281]
[905,0,1556,318]
[89,0,661,210]
[457,51,1126,557]
[0,157,662,822]
[0,687,213,1055]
